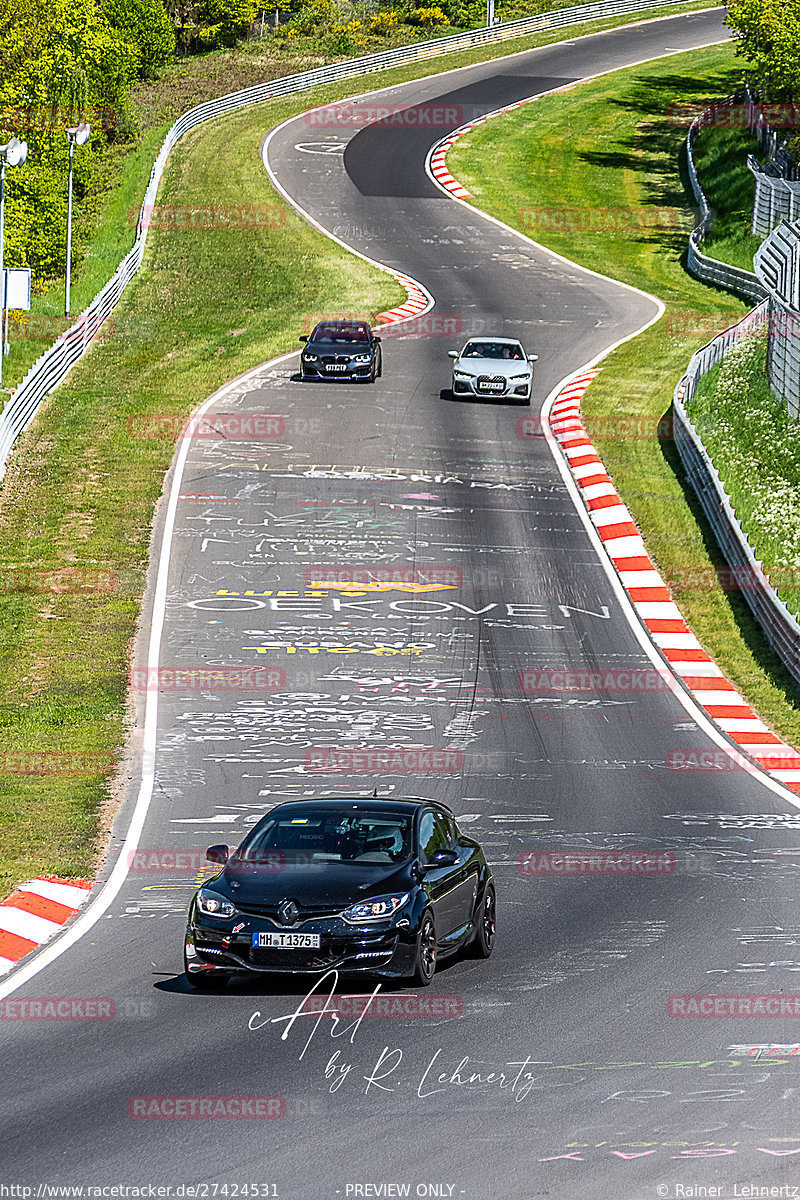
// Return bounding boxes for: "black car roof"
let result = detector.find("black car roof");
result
[264,796,453,818]
[310,320,371,338]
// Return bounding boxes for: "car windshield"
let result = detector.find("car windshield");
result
[234,808,413,865]
[312,322,371,344]
[462,341,524,360]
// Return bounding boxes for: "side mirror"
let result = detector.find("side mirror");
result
[373,336,381,344]
[426,847,458,868]
[528,353,538,362]
[299,335,308,343]
[205,844,229,864]
[448,350,459,359]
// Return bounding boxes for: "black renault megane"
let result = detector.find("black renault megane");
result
[184,797,495,989]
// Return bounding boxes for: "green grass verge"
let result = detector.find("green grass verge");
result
[0,1,723,898]
[448,41,800,747]
[692,125,763,271]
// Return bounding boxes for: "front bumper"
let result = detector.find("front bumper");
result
[186,913,418,978]
[302,360,374,380]
[452,374,531,399]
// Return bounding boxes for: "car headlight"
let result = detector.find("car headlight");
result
[351,354,371,364]
[303,353,318,361]
[196,889,236,918]
[510,372,531,381]
[453,371,473,381]
[343,892,409,922]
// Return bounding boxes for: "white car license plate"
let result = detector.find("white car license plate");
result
[253,932,320,949]
[326,364,347,372]
[481,381,504,391]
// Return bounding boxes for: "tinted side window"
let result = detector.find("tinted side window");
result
[437,813,458,849]
[419,811,448,862]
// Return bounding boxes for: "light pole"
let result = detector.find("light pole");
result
[65,123,90,319]
[0,137,29,390]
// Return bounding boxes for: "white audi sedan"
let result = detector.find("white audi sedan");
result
[449,337,537,404]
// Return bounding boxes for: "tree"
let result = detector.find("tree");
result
[101,0,175,79]
[726,0,800,99]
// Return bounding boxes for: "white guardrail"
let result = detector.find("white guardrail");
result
[685,95,769,304]
[676,95,800,688]
[0,0,709,475]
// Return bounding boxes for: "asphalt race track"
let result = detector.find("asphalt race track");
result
[6,8,800,1197]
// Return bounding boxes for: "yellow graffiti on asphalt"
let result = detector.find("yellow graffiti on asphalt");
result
[306,581,458,594]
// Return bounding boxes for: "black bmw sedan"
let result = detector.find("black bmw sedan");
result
[184,797,494,989]
[299,319,382,382]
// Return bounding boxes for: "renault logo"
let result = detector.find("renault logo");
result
[277,899,299,927]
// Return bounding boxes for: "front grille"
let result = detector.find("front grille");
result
[321,355,351,365]
[233,902,342,923]
[248,947,339,970]
[476,374,507,393]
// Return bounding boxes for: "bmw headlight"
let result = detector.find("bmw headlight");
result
[196,889,236,918]
[343,893,409,922]
[351,354,371,364]
[303,353,318,362]
[453,370,473,381]
[510,372,531,381]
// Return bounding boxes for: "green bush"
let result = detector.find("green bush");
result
[101,0,176,79]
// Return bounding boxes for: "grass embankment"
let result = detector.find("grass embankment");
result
[688,334,800,619]
[692,125,763,271]
[0,2,720,898]
[448,42,800,746]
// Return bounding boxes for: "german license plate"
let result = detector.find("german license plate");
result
[326,364,347,372]
[480,381,504,391]
[253,932,320,948]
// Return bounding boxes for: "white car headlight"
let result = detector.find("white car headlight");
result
[510,372,531,381]
[453,370,473,380]
[196,889,236,918]
[343,892,409,922]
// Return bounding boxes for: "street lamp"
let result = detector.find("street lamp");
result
[65,123,90,319]
[0,136,28,390]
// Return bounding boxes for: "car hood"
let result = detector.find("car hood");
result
[210,861,413,909]
[455,357,530,376]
